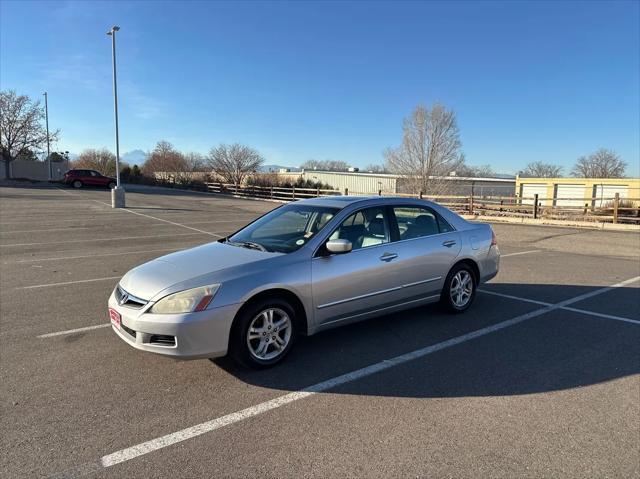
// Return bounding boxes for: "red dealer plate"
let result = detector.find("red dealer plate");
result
[109,308,121,330]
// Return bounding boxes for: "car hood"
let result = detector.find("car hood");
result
[119,241,278,300]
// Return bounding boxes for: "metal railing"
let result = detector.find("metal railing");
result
[204,182,640,224]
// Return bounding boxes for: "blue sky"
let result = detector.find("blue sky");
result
[1,0,638,175]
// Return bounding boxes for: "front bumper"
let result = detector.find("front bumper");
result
[108,290,241,359]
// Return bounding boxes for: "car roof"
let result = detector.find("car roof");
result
[296,195,431,208]
[294,195,471,231]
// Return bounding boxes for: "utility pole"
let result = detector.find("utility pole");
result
[107,25,125,208]
[43,92,51,180]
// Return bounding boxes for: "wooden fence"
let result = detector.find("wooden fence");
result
[204,182,640,224]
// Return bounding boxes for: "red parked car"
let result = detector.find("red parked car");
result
[63,169,117,189]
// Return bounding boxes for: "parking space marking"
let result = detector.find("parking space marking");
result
[561,307,640,325]
[479,289,552,306]
[55,187,223,237]
[37,324,110,338]
[500,250,541,257]
[1,232,204,247]
[19,276,121,290]
[480,287,640,326]
[9,247,184,264]
[85,275,638,471]
[0,226,93,234]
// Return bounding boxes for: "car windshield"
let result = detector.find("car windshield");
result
[227,203,339,253]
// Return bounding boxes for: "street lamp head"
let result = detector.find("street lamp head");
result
[106,25,120,35]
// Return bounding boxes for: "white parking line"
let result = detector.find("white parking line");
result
[20,276,121,290]
[92,275,639,470]
[37,324,110,338]
[479,288,640,325]
[1,232,205,247]
[9,247,184,264]
[479,289,552,306]
[55,187,222,237]
[0,226,92,234]
[561,307,640,325]
[500,250,541,258]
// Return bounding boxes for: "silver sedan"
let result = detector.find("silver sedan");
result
[108,196,499,368]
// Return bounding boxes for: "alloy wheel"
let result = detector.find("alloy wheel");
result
[246,308,292,361]
[450,270,473,308]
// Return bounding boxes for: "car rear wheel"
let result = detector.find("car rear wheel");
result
[441,263,476,313]
[72,180,83,189]
[230,299,296,369]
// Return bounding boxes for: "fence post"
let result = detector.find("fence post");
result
[419,191,423,199]
[613,193,619,224]
[316,187,320,198]
[500,199,504,212]
[344,188,349,196]
[292,185,296,200]
[378,189,382,196]
[270,186,274,199]
[533,194,539,219]
[468,195,474,215]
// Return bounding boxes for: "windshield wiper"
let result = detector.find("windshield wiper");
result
[225,239,269,252]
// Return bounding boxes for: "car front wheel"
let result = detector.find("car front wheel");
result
[73,180,83,189]
[230,299,297,369]
[108,182,116,189]
[441,263,476,313]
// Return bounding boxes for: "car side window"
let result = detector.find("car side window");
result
[329,207,389,251]
[393,206,452,240]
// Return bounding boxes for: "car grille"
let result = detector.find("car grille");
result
[115,285,148,309]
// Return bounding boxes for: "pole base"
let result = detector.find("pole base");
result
[111,186,126,208]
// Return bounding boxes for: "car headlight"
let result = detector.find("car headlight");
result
[149,284,220,314]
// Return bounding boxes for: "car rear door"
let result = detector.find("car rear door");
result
[388,205,461,300]
[87,170,103,186]
[311,206,407,326]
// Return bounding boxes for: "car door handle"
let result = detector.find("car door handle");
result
[379,252,398,262]
[442,240,457,248]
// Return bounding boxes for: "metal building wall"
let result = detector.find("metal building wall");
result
[300,171,398,194]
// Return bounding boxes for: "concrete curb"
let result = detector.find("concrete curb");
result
[462,214,640,232]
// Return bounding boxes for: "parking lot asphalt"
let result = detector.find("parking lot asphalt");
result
[1,184,639,478]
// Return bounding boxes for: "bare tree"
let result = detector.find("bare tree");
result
[456,161,495,178]
[384,103,463,194]
[300,159,350,171]
[572,148,627,178]
[72,148,117,176]
[185,152,207,172]
[208,143,264,187]
[364,163,389,174]
[142,141,188,180]
[519,161,563,178]
[0,90,59,179]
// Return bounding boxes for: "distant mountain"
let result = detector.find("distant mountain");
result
[121,149,147,166]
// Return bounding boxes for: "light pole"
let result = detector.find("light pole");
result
[107,25,125,208]
[43,92,51,180]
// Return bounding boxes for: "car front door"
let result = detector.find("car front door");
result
[311,206,407,327]
[388,205,461,300]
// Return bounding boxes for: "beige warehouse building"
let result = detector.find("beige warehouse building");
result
[516,177,640,206]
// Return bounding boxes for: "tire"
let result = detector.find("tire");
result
[108,182,116,189]
[230,298,297,369]
[73,180,83,189]
[441,263,477,313]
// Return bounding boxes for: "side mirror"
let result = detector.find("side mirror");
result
[325,239,352,254]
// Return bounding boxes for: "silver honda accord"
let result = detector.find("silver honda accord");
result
[108,196,499,368]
